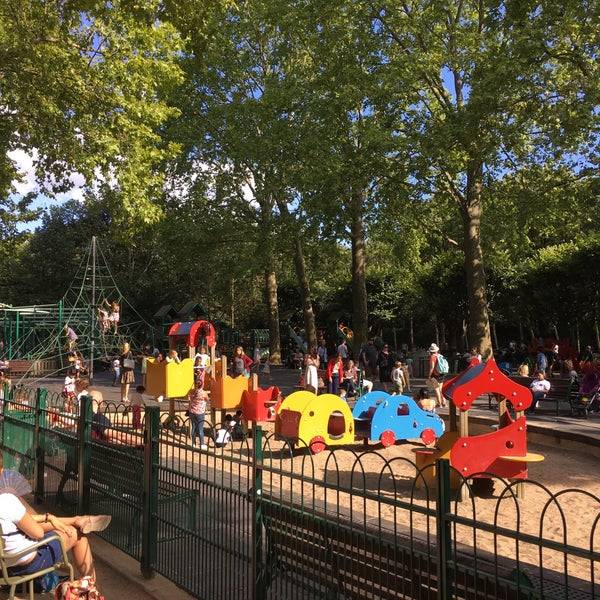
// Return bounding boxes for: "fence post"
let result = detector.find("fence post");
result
[33,388,47,504]
[0,382,8,445]
[77,395,92,515]
[252,425,265,600]
[141,406,159,579]
[436,459,453,600]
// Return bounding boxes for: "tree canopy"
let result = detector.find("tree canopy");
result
[1,0,599,356]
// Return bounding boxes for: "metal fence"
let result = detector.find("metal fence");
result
[1,385,599,600]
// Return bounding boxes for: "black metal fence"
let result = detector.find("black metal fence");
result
[1,385,599,600]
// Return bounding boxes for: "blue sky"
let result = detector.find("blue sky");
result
[9,148,84,231]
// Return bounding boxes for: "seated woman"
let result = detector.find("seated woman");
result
[0,456,110,581]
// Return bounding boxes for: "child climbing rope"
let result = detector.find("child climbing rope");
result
[103,299,120,333]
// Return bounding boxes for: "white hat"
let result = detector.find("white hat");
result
[429,343,439,353]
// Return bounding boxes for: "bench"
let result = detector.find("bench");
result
[506,376,576,416]
[6,360,35,378]
[261,496,545,600]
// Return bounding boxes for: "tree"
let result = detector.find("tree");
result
[373,0,600,356]
[0,0,183,223]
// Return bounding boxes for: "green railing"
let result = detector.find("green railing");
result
[1,386,599,600]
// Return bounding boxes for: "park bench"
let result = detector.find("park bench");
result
[4,358,60,378]
[506,376,575,417]
[261,496,545,600]
[6,360,35,378]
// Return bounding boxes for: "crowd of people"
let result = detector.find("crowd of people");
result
[299,338,412,399]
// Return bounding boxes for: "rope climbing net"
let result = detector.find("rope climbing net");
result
[1,237,157,382]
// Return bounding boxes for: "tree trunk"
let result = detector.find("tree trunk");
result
[275,198,317,351]
[264,269,281,365]
[292,237,317,350]
[409,314,415,350]
[461,163,493,358]
[518,321,524,343]
[259,193,281,365]
[230,278,235,328]
[350,189,368,359]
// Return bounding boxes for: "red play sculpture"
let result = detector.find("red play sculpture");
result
[415,358,543,490]
[241,381,282,422]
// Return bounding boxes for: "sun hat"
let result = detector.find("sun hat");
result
[428,343,439,353]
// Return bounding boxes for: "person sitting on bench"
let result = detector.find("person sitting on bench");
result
[528,371,550,414]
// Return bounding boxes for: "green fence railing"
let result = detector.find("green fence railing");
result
[1,386,599,600]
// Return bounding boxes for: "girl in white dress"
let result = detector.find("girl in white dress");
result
[304,349,319,394]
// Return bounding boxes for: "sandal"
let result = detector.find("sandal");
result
[79,515,112,534]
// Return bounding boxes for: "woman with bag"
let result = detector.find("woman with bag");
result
[120,342,136,404]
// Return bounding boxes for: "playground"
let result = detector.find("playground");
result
[0,241,598,597]
[7,362,598,589]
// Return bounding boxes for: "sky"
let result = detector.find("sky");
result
[9,148,86,231]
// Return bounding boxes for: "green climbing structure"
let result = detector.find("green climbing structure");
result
[0,237,156,380]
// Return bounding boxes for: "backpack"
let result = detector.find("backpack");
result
[55,577,104,600]
[436,354,449,375]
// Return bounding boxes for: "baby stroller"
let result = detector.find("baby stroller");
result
[571,371,600,417]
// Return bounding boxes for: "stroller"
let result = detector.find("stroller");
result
[571,371,600,417]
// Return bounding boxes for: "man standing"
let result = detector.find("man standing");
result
[536,346,548,375]
[317,340,328,370]
[579,345,594,363]
[360,339,379,381]
[337,340,349,361]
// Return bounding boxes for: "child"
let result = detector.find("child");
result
[111,357,121,386]
[194,346,211,387]
[415,387,436,412]
[64,325,78,351]
[166,349,181,364]
[62,369,77,414]
[74,351,87,379]
[345,360,373,395]
[215,414,233,447]
[187,383,208,449]
[97,307,110,333]
[231,409,245,441]
[132,385,146,429]
[262,355,271,381]
[391,360,406,395]
[104,299,120,333]
[342,360,358,397]
[517,363,530,377]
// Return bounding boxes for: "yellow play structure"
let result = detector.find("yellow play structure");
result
[274,390,354,453]
[145,319,216,401]
[209,356,249,409]
[146,357,194,399]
